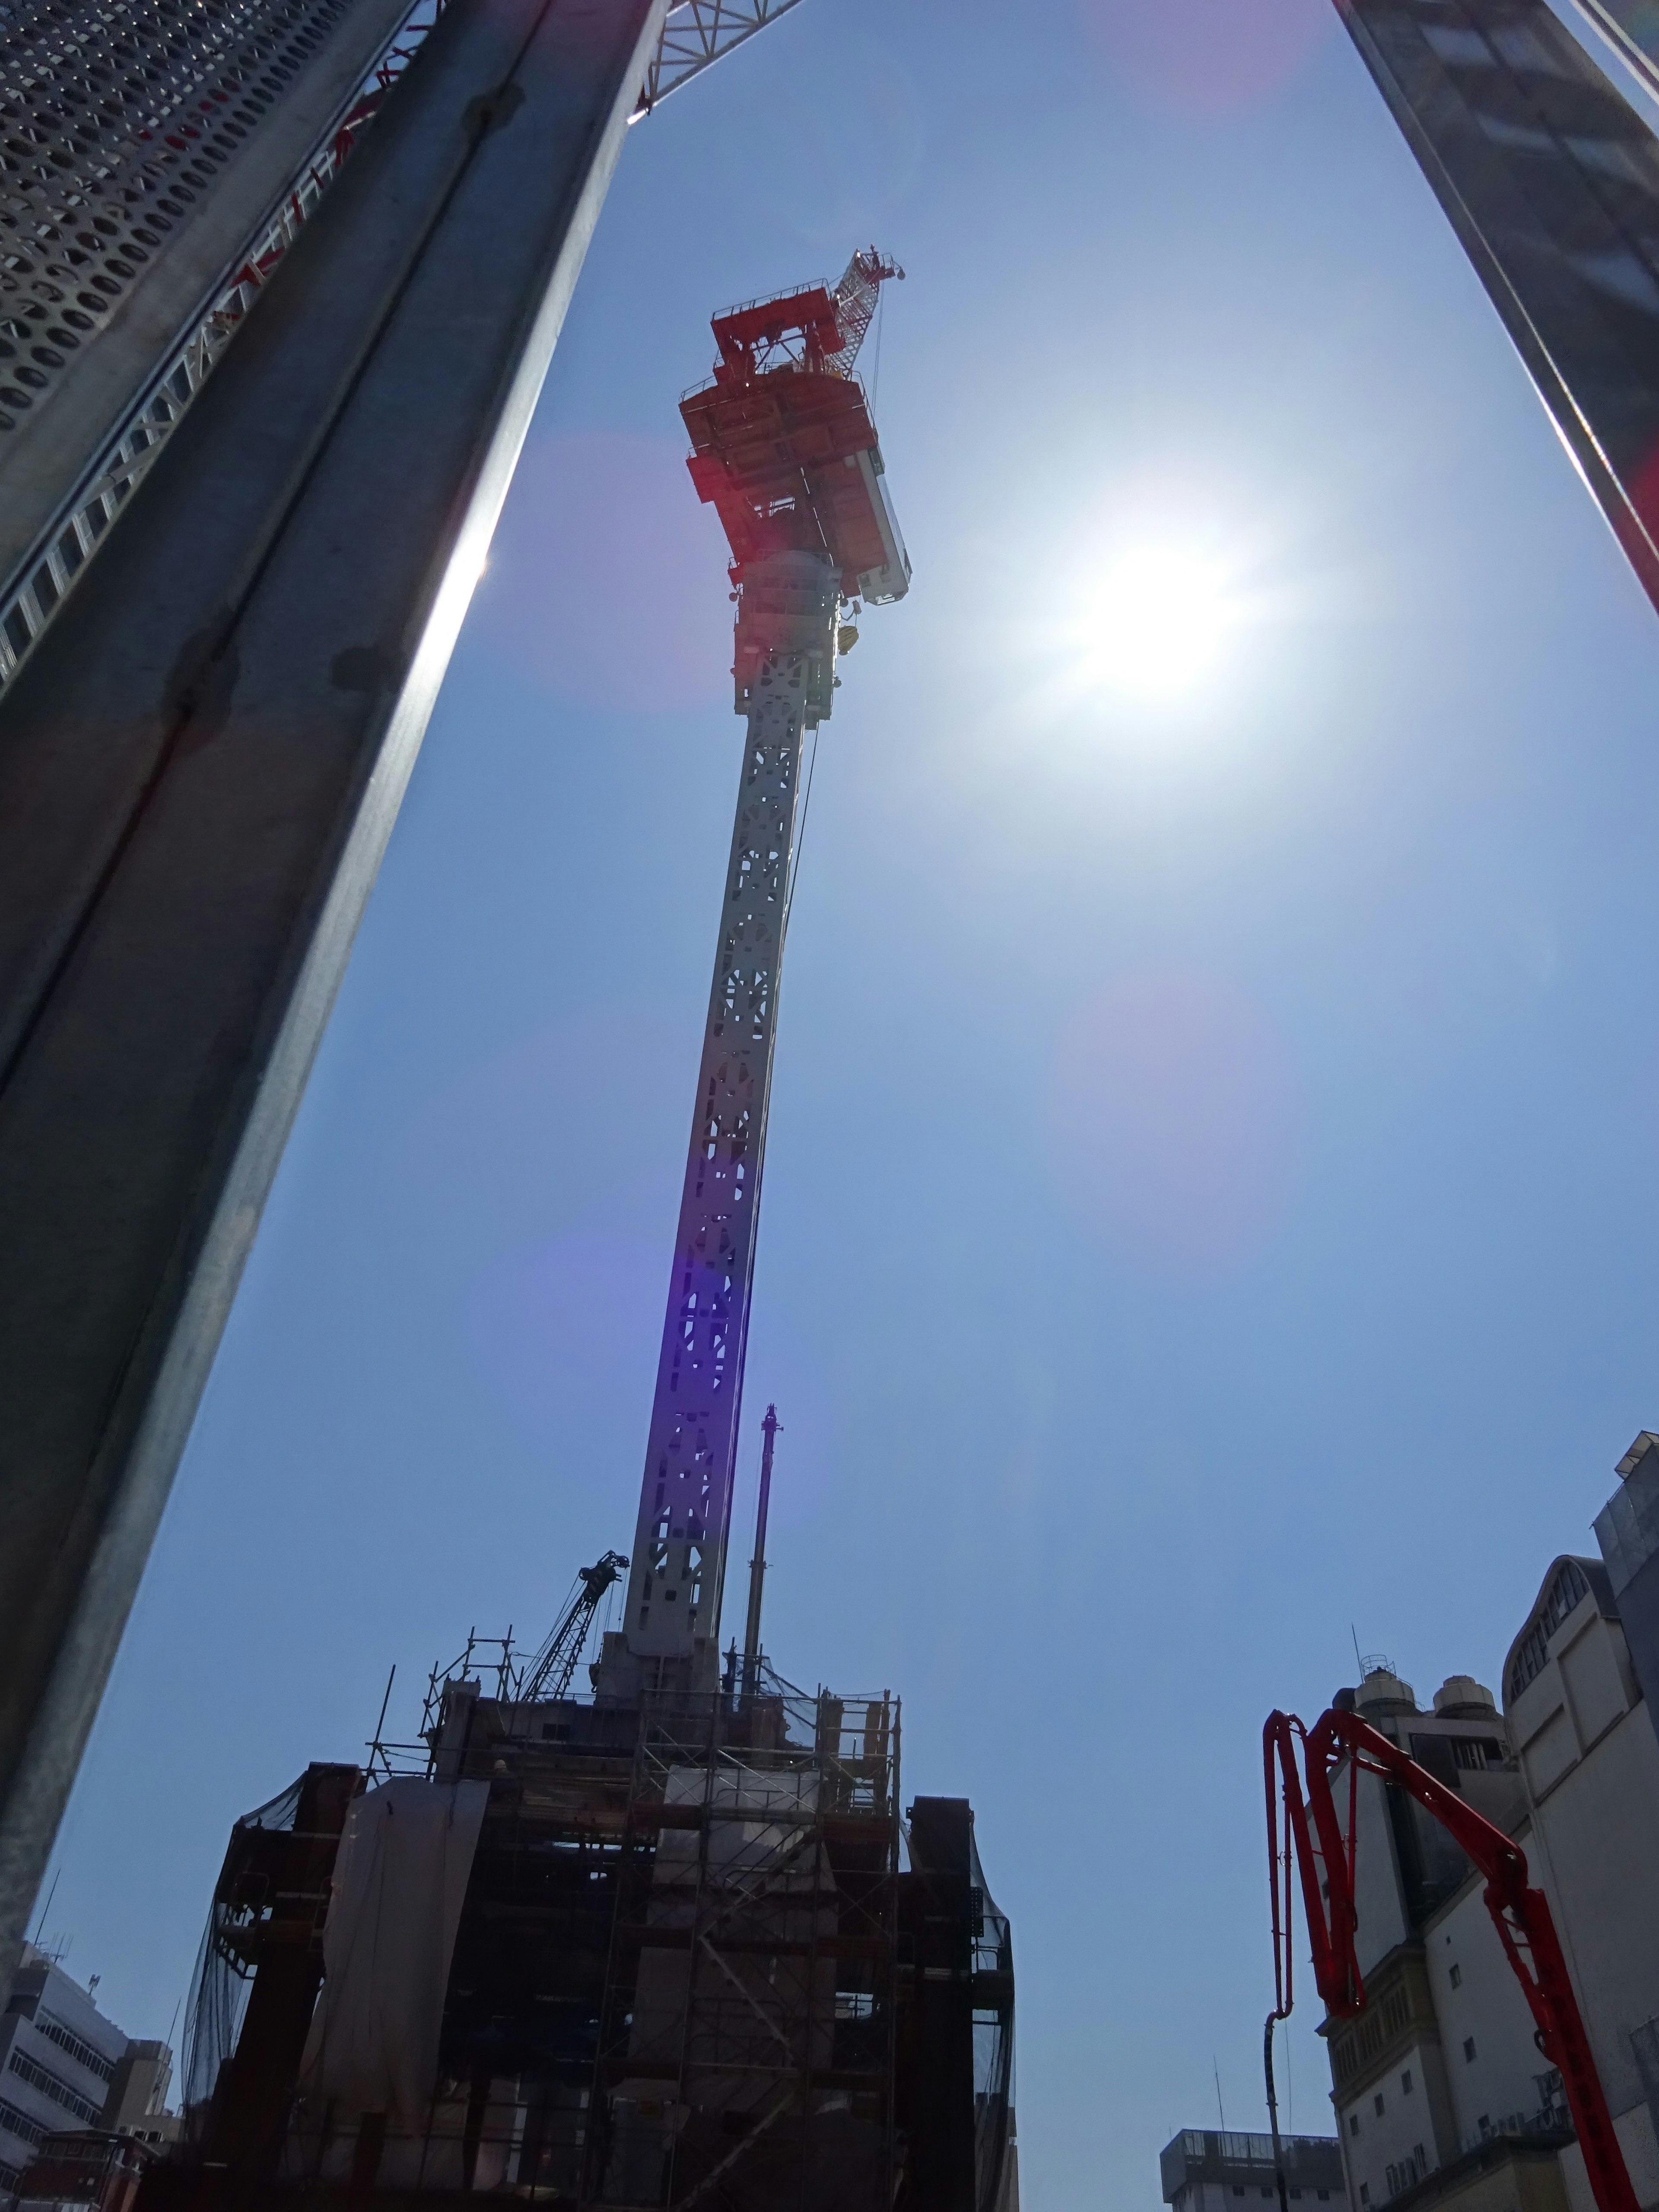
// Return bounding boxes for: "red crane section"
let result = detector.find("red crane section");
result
[679,250,909,606]
[1264,1707,1639,2212]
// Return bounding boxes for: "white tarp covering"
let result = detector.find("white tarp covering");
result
[297,1776,488,2126]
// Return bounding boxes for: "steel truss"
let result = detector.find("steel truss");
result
[640,0,807,111]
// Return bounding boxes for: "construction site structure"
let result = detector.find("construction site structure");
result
[0,0,814,2002]
[40,264,1014,2212]
[138,1666,1011,2212]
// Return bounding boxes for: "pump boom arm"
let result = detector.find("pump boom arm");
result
[1264,1707,1638,2212]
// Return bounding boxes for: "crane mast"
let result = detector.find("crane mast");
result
[596,252,906,1699]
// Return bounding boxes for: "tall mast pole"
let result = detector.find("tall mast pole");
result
[611,552,837,1697]
[596,258,907,1705]
[742,1405,780,1690]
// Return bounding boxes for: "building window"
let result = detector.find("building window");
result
[0,2099,46,2151]
[1373,2094,1385,2117]
[1317,2193,1330,2202]
[1449,1965,1462,1989]
[1464,2038,1477,2063]
[1508,1560,1590,1700]
[5,2049,100,2125]
[1234,2187,1246,2197]
[30,2013,114,2084]
[1385,2148,1429,2198]
[1360,2189,1370,2207]
[1349,2115,1360,2136]
[1402,2071,1413,2094]
[1290,2193,1302,2201]
[1262,2189,1274,2198]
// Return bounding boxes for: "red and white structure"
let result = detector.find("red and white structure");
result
[601,252,907,1697]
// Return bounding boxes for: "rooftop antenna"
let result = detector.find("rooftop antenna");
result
[1351,1624,1364,1678]
[742,1406,781,1694]
[30,1868,59,1947]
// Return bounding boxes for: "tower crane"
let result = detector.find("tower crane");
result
[591,250,908,1701]
[1264,1706,1639,2212]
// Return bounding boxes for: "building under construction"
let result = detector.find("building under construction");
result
[16,0,1659,2211]
[43,257,1018,2212]
[146,1665,1012,2212]
[0,0,1017,2181]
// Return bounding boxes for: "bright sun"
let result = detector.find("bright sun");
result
[1088,544,1236,698]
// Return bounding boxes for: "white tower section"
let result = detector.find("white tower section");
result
[610,550,839,1696]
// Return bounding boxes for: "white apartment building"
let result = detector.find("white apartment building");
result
[0,1946,174,2196]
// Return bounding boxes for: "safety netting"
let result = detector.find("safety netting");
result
[179,1776,307,2139]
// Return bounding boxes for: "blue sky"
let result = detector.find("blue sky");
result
[38,0,1659,2204]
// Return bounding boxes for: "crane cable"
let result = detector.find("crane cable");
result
[779,723,820,952]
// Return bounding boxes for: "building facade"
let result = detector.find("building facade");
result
[1318,1665,1576,2212]
[1319,1441,1659,2212]
[1161,2128,1348,2212]
[0,1947,174,2196]
[1502,1538,1659,2209]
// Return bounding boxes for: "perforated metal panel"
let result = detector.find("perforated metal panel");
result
[0,0,420,653]
[0,0,350,428]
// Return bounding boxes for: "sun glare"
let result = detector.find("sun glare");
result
[1088,544,1236,698]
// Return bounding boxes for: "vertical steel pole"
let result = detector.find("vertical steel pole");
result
[741,1402,779,1689]
[0,0,668,1994]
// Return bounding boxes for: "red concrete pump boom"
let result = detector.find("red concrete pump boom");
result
[1264,1707,1638,2212]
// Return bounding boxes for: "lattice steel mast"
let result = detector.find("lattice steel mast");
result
[598,254,906,1698]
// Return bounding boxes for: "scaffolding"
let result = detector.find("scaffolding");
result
[259,1667,900,2212]
[590,1677,899,2212]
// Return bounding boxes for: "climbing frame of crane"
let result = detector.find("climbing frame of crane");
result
[680,249,911,646]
